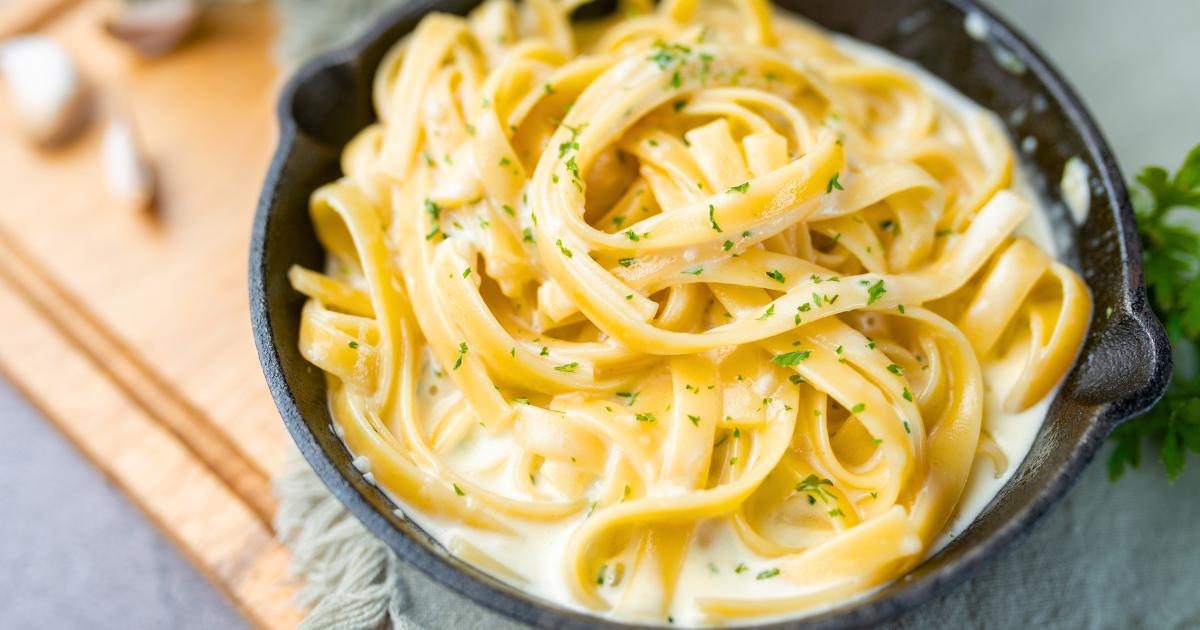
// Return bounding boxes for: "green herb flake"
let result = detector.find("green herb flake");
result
[756,568,780,580]
[866,279,887,305]
[453,342,468,370]
[795,474,837,504]
[424,198,441,220]
[772,350,812,366]
[827,172,844,193]
[708,204,723,233]
[729,182,750,193]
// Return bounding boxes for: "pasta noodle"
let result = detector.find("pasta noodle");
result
[288,0,1092,624]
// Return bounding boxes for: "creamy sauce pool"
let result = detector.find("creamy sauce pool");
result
[345,20,1069,628]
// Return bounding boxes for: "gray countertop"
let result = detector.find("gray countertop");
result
[1,1,1197,628]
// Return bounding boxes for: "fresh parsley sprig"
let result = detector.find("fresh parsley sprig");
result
[1109,144,1200,481]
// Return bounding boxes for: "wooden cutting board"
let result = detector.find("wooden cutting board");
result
[0,1,300,627]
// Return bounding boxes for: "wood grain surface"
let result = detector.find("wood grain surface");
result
[0,1,300,627]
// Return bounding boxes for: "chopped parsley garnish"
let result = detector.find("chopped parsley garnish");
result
[556,239,574,258]
[850,403,866,414]
[795,474,837,504]
[618,258,636,267]
[453,342,468,370]
[555,362,579,373]
[453,483,465,496]
[462,267,471,278]
[708,204,723,233]
[646,40,692,70]
[624,229,641,242]
[424,198,441,220]
[682,267,704,275]
[635,412,657,423]
[347,340,359,349]
[617,391,640,406]
[866,279,887,305]
[772,350,812,366]
[722,240,734,251]
[688,414,701,426]
[902,387,913,402]
[558,123,586,157]
[766,269,786,284]
[734,563,748,574]
[501,204,515,216]
[757,304,775,320]
[756,568,780,580]
[827,172,844,193]
[729,182,750,193]
[887,363,905,376]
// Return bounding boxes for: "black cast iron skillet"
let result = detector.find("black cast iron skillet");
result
[250,1,1171,627]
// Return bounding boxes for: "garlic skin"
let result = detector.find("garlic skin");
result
[104,0,199,58]
[102,116,156,212]
[0,36,90,146]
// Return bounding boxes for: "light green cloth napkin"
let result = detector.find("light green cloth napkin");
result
[271,3,1200,629]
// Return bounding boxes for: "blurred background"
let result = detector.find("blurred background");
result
[0,1,1197,629]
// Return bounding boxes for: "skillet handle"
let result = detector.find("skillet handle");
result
[1070,291,1172,432]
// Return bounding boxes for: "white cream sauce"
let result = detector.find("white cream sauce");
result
[1062,156,1092,224]
[351,22,1070,629]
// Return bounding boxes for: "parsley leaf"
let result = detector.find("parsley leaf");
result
[1110,145,1200,481]
[772,350,811,366]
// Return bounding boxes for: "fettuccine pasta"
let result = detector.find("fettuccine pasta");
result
[289,0,1091,624]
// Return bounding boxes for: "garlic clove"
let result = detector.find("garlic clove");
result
[101,115,156,212]
[0,35,90,146]
[104,0,199,58]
